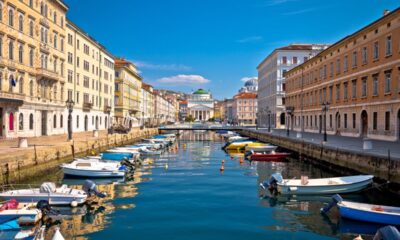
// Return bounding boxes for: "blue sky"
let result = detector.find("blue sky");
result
[64,0,399,99]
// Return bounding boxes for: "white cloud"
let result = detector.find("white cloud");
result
[133,60,192,71]
[241,77,258,82]
[236,36,263,44]
[157,75,211,85]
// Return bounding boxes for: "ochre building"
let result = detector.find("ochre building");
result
[285,9,400,141]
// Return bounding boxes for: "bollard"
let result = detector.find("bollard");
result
[18,137,28,148]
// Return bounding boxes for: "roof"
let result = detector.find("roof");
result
[180,100,188,105]
[193,89,209,94]
[234,92,257,99]
[276,44,314,51]
[287,7,400,75]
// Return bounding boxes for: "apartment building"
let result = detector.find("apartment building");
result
[233,92,257,126]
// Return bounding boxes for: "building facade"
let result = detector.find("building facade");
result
[0,0,68,138]
[179,100,188,122]
[66,20,114,133]
[141,82,155,127]
[257,44,329,129]
[223,98,233,124]
[232,92,257,126]
[187,89,214,121]
[285,9,400,141]
[114,58,142,128]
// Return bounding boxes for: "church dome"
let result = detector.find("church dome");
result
[193,89,209,94]
[244,78,257,87]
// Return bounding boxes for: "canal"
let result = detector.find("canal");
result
[19,131,398,240]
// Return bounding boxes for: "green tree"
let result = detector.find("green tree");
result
[185,115,195,122]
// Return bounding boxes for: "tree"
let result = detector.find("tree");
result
[185,115,195,122]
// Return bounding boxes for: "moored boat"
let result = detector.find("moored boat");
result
[61,159,130,178]
[244,144,277,152]
[0,199,41,225]
[261,173,374,195]
[224,141,255,150]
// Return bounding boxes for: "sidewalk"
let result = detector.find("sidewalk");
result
[251,128,400,160]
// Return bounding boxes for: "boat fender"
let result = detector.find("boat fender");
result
[288,187,298,192]
[320,194,343,214]
[83,180,107,198]
[70,201,78,208]
[373,225,400,240]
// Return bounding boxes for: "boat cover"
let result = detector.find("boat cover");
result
[0,199,18,211]
[40,182,56,193]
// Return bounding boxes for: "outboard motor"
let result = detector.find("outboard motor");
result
[36,200,59,216]
[244,151,252,159]
[320,194,343,214]
[374,225,400,240]
[260,173,283,195]
[83,180,107,198]
[121,157,135,171]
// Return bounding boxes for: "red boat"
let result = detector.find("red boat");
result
[249,152,290,161]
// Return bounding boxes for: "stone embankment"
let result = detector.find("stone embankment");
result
[239,129,400,186]
[0,128,158,184]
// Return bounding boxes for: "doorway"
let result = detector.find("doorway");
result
[95,116,99,130]
[41,111,47,136]
[0,108,3,137]
[335,112,340,135]
[361,110,368,138]
[84,115,88,131]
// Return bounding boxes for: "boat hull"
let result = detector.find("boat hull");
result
[62,167,125,178]
[338,202,400,225]
[278,178,373,195]
[0,195,86,206]
[245,145,277,152]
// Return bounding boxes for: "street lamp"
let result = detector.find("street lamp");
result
[66,99,74,141]
[322,101,330,142]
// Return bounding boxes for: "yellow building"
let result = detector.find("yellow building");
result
[0,0,68,138]
[114,58,142,128]
[66,20,115,132]
[141,82,155,127]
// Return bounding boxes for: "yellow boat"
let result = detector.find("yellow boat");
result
[225,141,265,151]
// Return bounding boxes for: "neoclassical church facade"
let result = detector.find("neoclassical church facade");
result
[187,89,214,121]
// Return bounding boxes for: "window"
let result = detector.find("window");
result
[323,65,327,79]
[385,111,390,131]
[361,77,367,97]
[18,113,23,130]
[385,71,391,93]
[373,112,377,130]
[329,86,333,102]
[60,17,64,28]
[53,34,57,49]
[40,1,44,15]
[336,84,340,101]
[373,74,378,96]
[67,89,73,101]
[386,35,392,56]
[0,3,2,21]
[29,48,33,66]
[352,79,357,99]
[29,0,33,7]
[329,114,332,128]
[76,115,79,128]
[67,70,73,83]
[282,56,287,64]
[29,114,34,130]
[8,40,14,60]
[60,37,64,51]
[67,52,73,64]
[344,55,348,72]
[29,80,33,96]
[293,57,297,64]
[344,82,348,100]
[18,44,23,63]
[352,51,357,68]
[344,114,347,129]
[0,37,2,57]
[53,11,57,24]
[329,62,333,77]
[53,114,57,128]
[84,76,89,88]
[9,112,14,131]
[67,34,73,45]
[361,47,367,64]
[373,41,379,60]
[60,115,63,128]
[8,8,14,27]
[29,20,34,37]
[352,113,356,129]
[77,39,80,49]
[18,14,23,32]
[19,77,23,94]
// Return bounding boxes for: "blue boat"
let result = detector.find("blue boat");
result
[153,135,167,139]
[0,219,21,240]
[101,152,134,161]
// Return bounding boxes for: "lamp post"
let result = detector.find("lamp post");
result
[66,99,74,141]
[322,101,330,142]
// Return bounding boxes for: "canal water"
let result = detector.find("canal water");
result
[19,131,398,240]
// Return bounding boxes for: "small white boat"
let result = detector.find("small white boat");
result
[0,200,41,225]
[0,183,87,206]
[106,149,141,157]
[245,144,277,152]
[227,136,249,142]
[61,159,128,178]
[140,149,162,155]
[261,173,373,195]
[135,143,163,150]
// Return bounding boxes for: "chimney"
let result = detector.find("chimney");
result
[383,9,390,16]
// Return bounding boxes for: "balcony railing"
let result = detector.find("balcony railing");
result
[36,68,62,82]
[83,102,93,111]
[104,105,112,113]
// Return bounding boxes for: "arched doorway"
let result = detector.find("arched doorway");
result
[95,116,99,130]
[280,113,285,126]
[335,112,340,135]
[105,116,108,129]
[84,115,88,131]
[361,110,368,138]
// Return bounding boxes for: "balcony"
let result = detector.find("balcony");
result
[0,91,24,106]
[83,102,93,111]
[36,68,62,82]
[103,105,112,114]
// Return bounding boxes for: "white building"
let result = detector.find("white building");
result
[257,44,329,129]
[187,89,214,121]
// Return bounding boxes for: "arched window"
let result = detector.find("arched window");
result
[29,21,33,37]
[44,29,48,43]
[29,0,33,7]
[18,14,23,32]
[53,114,57,128]
[8,40,14,60]
[60,17,64,27]
[19,77,23,94]
[40,2,44,15]
[29,48,34,67]
[19,113,23,130]
[76,115,79,128]
[8,9,13,27]
[18,45,23,63]
[29,80,33,96]
[29,114,34,130]
[40,28,44,42]
[44,5,48,18]
[53,11,57,23]
[53,34,57,49]
[9,112,14,131]
[0,3,3,21]
[60,114,63,128]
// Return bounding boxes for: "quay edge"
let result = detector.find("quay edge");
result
[239,129,400,188]
[0,128,159,184]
